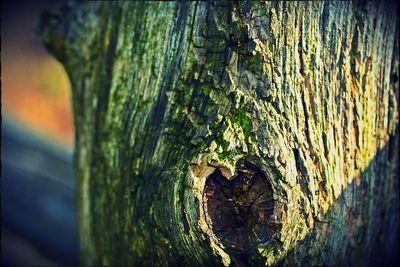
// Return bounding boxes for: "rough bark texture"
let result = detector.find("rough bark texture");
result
[39,1,399,266]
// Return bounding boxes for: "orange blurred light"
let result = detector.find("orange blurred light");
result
[2,36,74,148]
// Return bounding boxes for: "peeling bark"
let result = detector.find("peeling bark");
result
[39,1,399,266]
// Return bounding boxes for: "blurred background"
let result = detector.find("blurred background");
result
[1,0,80,266]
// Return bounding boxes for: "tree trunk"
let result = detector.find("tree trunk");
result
[39,1,399,266]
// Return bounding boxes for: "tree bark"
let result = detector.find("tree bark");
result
[39,1,399,266]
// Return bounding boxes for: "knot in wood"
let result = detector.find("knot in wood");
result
[203,164,275,254]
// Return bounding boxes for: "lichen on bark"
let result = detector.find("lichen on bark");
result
[39,1,399,266]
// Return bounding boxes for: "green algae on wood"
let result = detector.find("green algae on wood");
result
[39,1,399,266]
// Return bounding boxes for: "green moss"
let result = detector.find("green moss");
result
[257,239,284,265]
[43,1,399,266]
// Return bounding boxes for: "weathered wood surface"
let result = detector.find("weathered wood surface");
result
[40,1,399,266]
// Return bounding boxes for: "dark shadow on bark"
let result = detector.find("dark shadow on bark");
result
[270,133,400,266]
